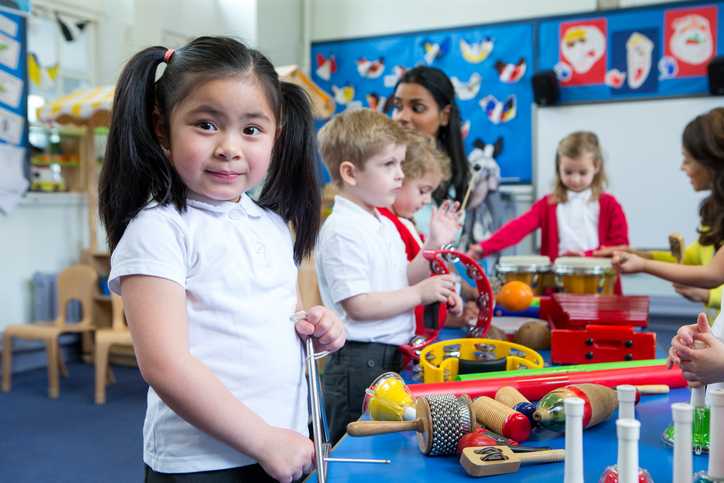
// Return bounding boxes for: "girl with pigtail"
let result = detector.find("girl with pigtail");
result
[100,36,345,483]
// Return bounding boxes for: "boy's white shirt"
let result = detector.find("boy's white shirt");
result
[315,195,415,345]
[109,194,307,473]
[557,188,600,254]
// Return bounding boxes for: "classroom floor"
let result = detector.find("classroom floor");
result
[0,362,146,483]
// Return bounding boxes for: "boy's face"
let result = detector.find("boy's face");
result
[393,171,442,218]
[346,143,406,210]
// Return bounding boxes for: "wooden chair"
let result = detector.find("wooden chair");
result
[94,293,133,404]
[2,264,97,398]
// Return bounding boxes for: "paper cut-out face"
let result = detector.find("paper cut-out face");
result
[626,32,654,89]
[560,25,606,74]
[670,14,713,65]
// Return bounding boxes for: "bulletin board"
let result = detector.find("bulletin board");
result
[311,22,534,184]
[312,2,724,189]
[538,1,724,103]
[0,10,28,149]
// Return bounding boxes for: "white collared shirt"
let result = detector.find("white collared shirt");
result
[316,195,414,345]
[557,188,600,254]
[108,193,307,473]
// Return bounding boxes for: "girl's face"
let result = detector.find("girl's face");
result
[393,171,442,218]
[390,82,449,137]
[681,148,713,192]
[162,75,276,201]
[558,153,599,192]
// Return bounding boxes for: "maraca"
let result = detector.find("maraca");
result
[363,372,416,421]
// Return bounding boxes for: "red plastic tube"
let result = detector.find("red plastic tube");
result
[408,364,686,401]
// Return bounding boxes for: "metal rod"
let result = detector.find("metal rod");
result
[306,336,327,483]
[325,457,392,464]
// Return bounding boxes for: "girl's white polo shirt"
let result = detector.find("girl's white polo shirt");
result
[108,194,307,473]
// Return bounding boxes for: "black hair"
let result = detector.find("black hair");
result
[99,36,320,264]
[387,66,470,204]
[684,107,724,249]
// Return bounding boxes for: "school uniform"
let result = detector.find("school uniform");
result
[478,190,629,293]
[316,196,414,443]
[109,193,307,476]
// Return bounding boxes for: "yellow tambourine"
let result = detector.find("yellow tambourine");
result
[419,338,544,383]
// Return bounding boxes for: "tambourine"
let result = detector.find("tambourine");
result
[399,248,494,363]
[419,338,544,383]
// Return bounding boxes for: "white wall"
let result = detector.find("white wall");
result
[1,194,89,325]
[310,0,596,41]
[257,0,302,67]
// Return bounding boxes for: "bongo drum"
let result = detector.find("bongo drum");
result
[553,257,616,295]
[495,255,552,295]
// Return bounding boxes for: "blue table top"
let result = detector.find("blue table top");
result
[310,387,708,482]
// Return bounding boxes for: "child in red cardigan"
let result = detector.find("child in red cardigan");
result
[467,131,629,292]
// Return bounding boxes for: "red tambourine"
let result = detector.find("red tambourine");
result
[398,248,494,363]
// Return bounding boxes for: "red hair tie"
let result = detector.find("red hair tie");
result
[163,48,175,63]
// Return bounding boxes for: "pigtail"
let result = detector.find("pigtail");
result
[257,81,321,265]
[99,46,186,251]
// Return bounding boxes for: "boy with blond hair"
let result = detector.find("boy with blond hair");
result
[316,109,461,443]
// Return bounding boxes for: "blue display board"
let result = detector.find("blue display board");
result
[312,23,534,184]
[538,1,724,103]
[0,10,27,150]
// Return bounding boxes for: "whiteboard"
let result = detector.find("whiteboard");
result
[534,97,721,248]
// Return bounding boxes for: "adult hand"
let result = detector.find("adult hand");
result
[611,251,646,273]
[673,284,710,304]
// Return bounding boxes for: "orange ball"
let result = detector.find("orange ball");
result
[496,281,534,312]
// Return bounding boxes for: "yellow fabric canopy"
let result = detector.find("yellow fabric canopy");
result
[37,65,333,126]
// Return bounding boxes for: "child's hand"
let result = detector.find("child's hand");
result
[611,251,646,273]
[294,306,346,353]
[673,284,710,304]
[428,200,462,248]
[447,292,464,317]
[466,244,484,260]
[560,250,585,257]
[667,312,708,368]
[415,274,457,305]
[592,245,630,257]
[256,425,315,482]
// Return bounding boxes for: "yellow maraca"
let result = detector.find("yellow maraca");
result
[363,372,416,421]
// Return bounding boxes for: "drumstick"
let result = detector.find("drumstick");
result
[460,445,565,477]
[460,165,482,213]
